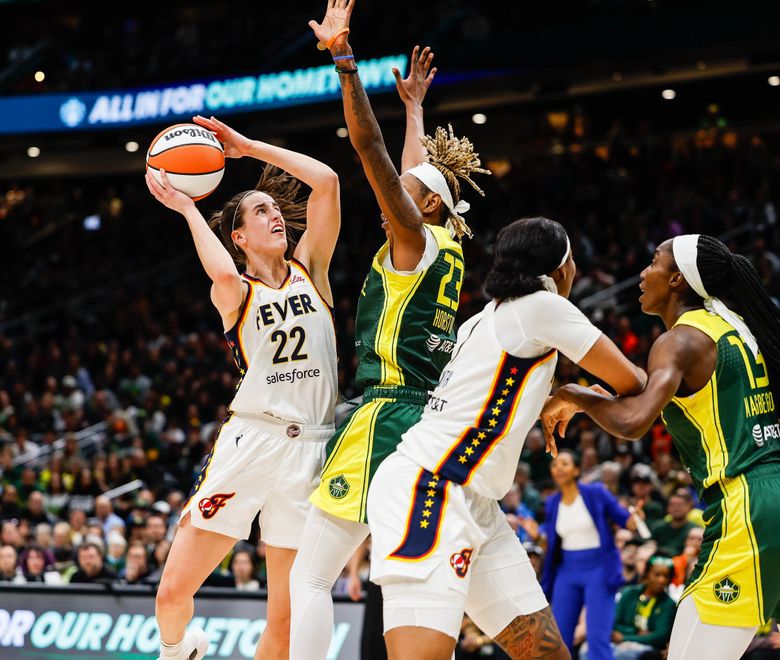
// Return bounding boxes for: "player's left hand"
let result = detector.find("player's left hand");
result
[193,115,252,159]
[309,0,355,51]
[393,45,437,108]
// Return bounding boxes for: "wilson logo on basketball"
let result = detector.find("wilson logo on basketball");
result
[450,548,474,578]
[198,492,236,519]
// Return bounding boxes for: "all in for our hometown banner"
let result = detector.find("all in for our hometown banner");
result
[0,588,363,659]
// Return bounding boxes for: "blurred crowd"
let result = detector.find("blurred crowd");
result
[1,116,780,658]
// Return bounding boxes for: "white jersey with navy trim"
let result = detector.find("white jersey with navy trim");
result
[226,259,338,426]
[397,292,601,499]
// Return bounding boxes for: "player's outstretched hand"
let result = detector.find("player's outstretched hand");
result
[145,169,195,215]
[309,0,354,51]
[193,115,252,159]
[393,45,437,108]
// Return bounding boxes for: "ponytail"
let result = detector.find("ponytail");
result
[697,235,780,401]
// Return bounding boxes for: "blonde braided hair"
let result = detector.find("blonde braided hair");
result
[420,124,491,241]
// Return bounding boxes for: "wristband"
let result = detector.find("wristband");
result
[317,27,350,51]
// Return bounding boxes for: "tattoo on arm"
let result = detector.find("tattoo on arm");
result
[339,72,422,232]
[493,607,570,660]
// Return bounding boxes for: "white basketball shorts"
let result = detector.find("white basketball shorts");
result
[180,412,333,547]
[367,451,548,640]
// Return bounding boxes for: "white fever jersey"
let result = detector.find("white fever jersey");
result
[226,259,338,426]
[397,291,602,499]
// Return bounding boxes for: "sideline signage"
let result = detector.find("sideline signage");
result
[0,585,364,659]
[0,54,407,135]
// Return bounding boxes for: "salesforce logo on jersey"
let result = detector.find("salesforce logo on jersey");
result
[0,590,363,659]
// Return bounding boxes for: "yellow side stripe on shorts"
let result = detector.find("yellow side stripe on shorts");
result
[740,474,764,623]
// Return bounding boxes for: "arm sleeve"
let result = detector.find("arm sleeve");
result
[506,293,602,362]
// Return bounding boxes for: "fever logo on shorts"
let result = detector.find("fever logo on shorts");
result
[328,475,350,499]
[198,492,236,519]
[450,548,474,578]
[713,577,740,603]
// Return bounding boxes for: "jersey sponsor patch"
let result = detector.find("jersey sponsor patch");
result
[713,576,740,603]
[328,474,350,499]
[450,548,473,578]
[198,492,236,519]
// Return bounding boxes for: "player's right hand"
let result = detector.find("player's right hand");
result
[145,169,196,215]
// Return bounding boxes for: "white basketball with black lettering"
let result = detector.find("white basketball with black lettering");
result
[146,123,225,201]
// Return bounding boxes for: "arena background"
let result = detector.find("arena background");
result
[1,1,779,658]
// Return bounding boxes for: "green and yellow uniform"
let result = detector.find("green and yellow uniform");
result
[311,224,463,522]
[661,309,780,627]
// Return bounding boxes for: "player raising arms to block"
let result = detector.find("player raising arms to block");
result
[542,235,780,660]
[366,217,646,660]
[145,115,340,660]
[290,2,490,658]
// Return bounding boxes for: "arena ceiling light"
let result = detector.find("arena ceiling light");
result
[336,127,348,138]
[769,76,780,87]
[27,146,40,157]
[125,141,140,152]
[661,89,677,100]
[34,71,45,82]
[472,113,487,125]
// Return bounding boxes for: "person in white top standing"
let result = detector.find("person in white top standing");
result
[366,216,647,660]
[535,450,643,660]
[145,114,340,660]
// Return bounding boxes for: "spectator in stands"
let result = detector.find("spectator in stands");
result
[231,549,260,591]
[120,541,152,584]
[651,490,700,556]
[20,544,63,584]
[105,531,127,574]
[670,526,704,599]
[94,495,125,537]
[588,556,675,659]
[629,465,665,525]
[0,543,23,582]
[143,512,168,552]
[1,484,23,519]
[69,541,116,583]
[23,490,53,526]
[1,519,22,549]
[52,521,74,564]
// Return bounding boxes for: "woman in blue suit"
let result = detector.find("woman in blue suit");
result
[540,450,641,660]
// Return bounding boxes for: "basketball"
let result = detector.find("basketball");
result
[146,123,225,201]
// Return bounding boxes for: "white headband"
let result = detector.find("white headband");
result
[405,162,471,218]
[672,234,759,357]
[539,235,571,294]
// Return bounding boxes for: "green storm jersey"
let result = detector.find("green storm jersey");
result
[354,224,464,392]
[661,309,780,496]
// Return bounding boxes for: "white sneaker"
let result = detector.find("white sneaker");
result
[158,628,209,660]
[182,628,209,660]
